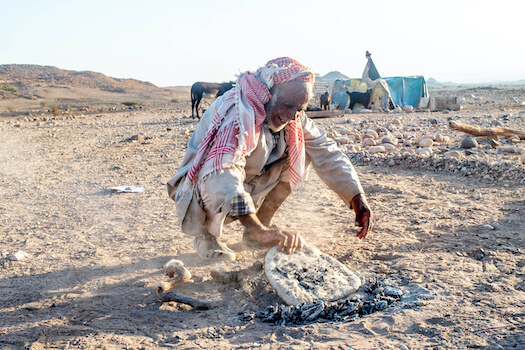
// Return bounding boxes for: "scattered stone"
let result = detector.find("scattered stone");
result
[402,105,413,113]
[461,136,478,149]
[337,126,352,135]
[483,224,495,230]
[368,146,386,154]
[335,137,351,144]
[345,144,361,153]
[384,286,403,297]
[23,305,40,311]
[382,135,397,145]
[417,147,433,157]
[447,104,462,111]
[392,107,403,113]
[382,143,396,151]
[500,146,516,153]
[488,138,500,148]
[419,138,433,148]
[365,130,379,139]
[510,135,520,143]
[363,138,377,147]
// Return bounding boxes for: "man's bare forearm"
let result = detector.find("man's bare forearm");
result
[238,213,266,233]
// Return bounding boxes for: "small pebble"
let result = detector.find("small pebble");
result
[363,138,376,147]
[368,146,385,154]
[382,143,396,151]
[335,137,351,144]
[461,136,478,149]
[384,286,403,297]
[365,130,378,139]
[419,138,433,148]
[445,150,464,159]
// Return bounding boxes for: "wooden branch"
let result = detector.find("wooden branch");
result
[449,121,525,140]
[159,292,215,310]
[307,110,345,118]
[154,259,214,309]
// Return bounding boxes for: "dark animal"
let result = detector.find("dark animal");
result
[346,90,372,110]
[320,92,331,110]
[191,81,234,119]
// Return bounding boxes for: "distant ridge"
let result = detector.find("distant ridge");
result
[316,71,350,83]
[427,77,525,88]
[0,64,162,94]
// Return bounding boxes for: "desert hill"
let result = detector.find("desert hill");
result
[0,64,186,116]
[316,71,350,82]
[0,64,160,94]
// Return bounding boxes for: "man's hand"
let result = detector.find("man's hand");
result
[238,214,304,254]
[350,193,372,239]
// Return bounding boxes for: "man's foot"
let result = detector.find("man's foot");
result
[194,234,236,262]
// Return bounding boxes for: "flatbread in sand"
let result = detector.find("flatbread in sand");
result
[264,245,361,306]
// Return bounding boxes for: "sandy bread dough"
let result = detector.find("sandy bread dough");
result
[264,245,361,306]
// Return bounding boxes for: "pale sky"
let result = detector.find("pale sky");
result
[3,0,524,86]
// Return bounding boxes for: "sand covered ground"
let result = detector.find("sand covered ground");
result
[1,87,525,349]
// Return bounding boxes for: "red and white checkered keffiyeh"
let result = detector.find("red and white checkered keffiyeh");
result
[185,57,314,190]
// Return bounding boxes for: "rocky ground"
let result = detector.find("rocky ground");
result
[1,86,524,349]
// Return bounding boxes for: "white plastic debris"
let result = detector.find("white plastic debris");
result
[8,251,29,261]
[109,186,146,193]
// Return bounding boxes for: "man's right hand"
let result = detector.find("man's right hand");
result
[238,213,304,254]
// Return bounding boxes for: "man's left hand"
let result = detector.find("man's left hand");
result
[350,193,372,239]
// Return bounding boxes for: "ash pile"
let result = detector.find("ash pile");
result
[255,277,403,326]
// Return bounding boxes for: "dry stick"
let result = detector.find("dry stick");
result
[449,120,525,140]
[159,292,215,310]
[154,259,215,310]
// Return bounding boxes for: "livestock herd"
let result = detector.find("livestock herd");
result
[189,81,376,118]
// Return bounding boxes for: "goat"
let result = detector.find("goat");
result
[346,90,372,110]
[190,81,234,119]
[320,92,331,110]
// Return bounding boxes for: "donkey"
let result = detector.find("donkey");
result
[320,91,331,110]
[191,81,234,119]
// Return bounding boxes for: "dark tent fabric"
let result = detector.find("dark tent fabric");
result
[384,76,428,107]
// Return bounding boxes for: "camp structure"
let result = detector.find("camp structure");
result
[320,52,428,112]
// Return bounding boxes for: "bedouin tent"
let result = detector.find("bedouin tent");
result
[328,51,428,110]
[383,76,428,108]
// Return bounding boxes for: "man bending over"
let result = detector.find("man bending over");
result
[167,57,372,262]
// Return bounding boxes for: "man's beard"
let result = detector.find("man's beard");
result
[265,94,287,133]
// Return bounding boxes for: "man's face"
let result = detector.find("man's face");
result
[265,81,312,132]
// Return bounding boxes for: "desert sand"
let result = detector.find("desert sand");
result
[1,86,525,350]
